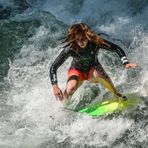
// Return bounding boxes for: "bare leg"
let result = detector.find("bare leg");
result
[90,70,117,96]
[63,75,83,99]
[90,69,127,100]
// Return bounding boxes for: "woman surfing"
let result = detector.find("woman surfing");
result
[50,23,137,101]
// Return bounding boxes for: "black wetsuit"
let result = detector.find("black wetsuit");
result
[50,39,129,85]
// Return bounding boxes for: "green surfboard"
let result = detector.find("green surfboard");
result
[78,95,140,116]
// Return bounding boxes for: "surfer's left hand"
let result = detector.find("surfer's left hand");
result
[125,63,138,69]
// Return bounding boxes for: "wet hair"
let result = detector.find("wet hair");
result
[63,23,110,52]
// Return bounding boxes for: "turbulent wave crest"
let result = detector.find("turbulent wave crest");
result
[0,0,148,148]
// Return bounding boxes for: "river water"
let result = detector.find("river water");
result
[0,0,148,147]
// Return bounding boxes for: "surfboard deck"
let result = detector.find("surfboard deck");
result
[78,95,140,116]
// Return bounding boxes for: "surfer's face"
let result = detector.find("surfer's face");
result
[75,34,88,48]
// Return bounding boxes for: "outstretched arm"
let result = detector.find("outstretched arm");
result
[50,48,71,101]
[100,38,137,68]
[124,63,137,69]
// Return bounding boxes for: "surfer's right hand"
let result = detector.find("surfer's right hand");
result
[52,84,64,101]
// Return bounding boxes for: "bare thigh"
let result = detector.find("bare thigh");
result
[89,68,118,96]
[64,75,83,98]
[90,69,109,83]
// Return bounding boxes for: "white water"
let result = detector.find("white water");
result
[1,0,148,147]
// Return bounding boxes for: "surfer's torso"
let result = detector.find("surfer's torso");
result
[70,42,99,71]
[50,39,129,85]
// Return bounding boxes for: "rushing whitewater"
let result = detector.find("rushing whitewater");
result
[0,0,148,148]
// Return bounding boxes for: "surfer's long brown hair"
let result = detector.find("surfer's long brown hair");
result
[63,23,110,52]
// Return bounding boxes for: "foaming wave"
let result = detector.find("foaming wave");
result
[1,25,68,147]
[1,1,148,147]
[53,116,133,147]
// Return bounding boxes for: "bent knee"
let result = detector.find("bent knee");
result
[66,85,77,94]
